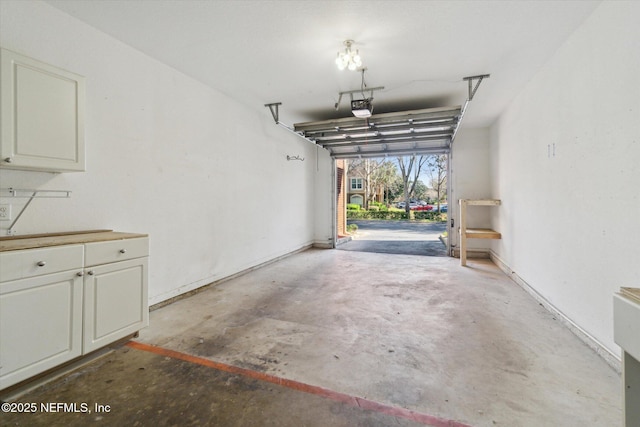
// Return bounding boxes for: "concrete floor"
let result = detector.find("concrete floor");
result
[2,249,620,426]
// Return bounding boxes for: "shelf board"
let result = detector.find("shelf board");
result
[460,199,501,206]
[464,228,501,239]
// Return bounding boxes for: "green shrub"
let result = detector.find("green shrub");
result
[347,204,361,211]
[345,209,447,222]
[346,210,409,220]
[368,205,379,211]
[346,210,370,219]
[414,211,448,222]
[347,224,358,233]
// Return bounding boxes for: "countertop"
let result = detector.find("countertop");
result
[621,287,640,304]
[0,230,148,252]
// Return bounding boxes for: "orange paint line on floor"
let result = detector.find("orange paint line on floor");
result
[126,341,472,427]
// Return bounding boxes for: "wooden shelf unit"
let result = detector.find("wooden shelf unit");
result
[458,199,501,266]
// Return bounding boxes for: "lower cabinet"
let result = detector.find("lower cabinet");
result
[0,270,83,389]
[83,257,148,353]
[0,233,148,391]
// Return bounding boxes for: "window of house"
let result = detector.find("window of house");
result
[350,178,363,190]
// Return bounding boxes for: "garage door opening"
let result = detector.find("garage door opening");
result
[335,155,449,257]
[292,105,469,257]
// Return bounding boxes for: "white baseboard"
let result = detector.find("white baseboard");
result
[313,241,334,249]
[451,248,491,259]
[150,243,314,310]
[489,250,621,373]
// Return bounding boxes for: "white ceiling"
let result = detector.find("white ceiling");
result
[46,0,600,128]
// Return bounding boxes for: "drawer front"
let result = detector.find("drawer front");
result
[0,245,84,282]
[85,237,149,266]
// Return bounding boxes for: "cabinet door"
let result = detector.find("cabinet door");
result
[0,271,83,390]
[83,258,148,353]
[0,48,85,172]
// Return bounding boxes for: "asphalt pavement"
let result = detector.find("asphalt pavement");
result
[338,220,448,256]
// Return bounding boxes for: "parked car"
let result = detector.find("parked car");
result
[396,201,417,208]
[413,205,433,211]
[397,201,421,209]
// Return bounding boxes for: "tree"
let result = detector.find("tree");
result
[386,174,405,204]
[372,161,397,206]
[349,158,396,208]
[397,155,428,214]
[412,180,429,201]
[427,154,447,211]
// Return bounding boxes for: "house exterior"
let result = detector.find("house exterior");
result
[347,175,385,208]
[347,176,365,207]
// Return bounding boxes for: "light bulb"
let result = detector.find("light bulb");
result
[353,51,361,64]
[348,62,357,71]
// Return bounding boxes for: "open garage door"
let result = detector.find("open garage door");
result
[293,106,461,159]
[332,153,450,257]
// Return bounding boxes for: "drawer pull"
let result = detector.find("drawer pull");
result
[77,271,84,277]
[37,261,46,267]
[88,270,95,276]
[119,249,127,254]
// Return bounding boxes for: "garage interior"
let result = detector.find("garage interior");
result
[1,1,639,426]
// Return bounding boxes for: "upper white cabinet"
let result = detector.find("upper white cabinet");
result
[0,48,85,172]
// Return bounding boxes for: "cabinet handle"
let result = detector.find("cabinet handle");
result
[77,271,84,277]
[88,270,95,276]
[119,249,127,254]
[37,261,46,267]
[4,157,12,163]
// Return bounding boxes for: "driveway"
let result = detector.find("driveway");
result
[338,220,447,256]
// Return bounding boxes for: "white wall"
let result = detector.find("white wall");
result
[489,1,640,356]
[0,0,333,304]
[450,127,493,251]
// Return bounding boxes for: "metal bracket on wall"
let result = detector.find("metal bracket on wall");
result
[463,74,490,101]
[451,74,491,143]
[264,102,282,124]
[264,102,318,146]
[0,188,71,235]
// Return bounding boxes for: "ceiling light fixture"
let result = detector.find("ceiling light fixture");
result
[335,40,362,71]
